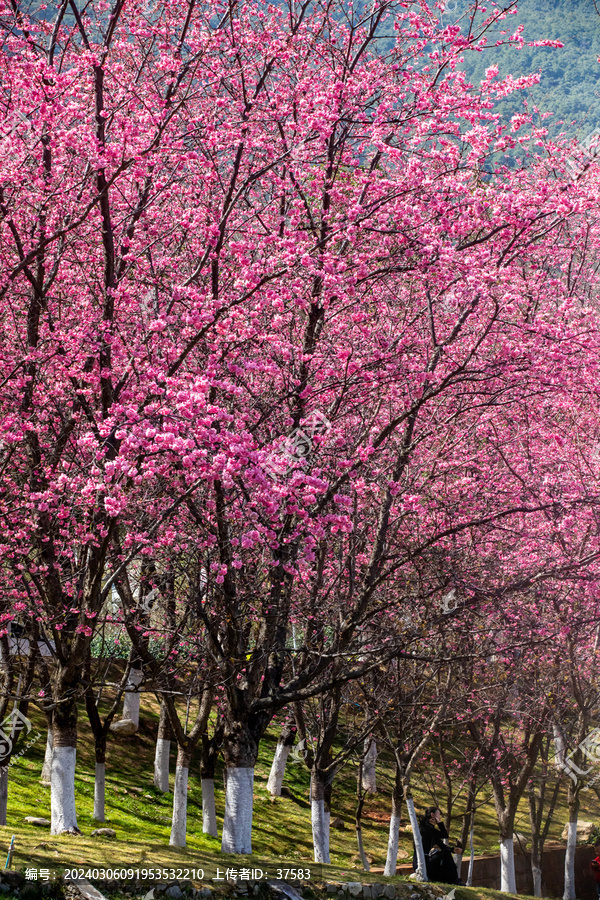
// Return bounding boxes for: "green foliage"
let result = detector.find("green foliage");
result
[458,0,600,139]
[583,824,600,846]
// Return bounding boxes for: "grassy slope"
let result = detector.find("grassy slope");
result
[5,695,600,877]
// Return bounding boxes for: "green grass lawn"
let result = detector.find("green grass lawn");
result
[4,691,600,878]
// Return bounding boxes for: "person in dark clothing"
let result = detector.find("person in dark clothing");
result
[413,806,464,885]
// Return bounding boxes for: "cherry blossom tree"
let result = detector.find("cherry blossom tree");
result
[2,0,600,847]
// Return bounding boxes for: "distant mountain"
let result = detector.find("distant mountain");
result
[456,0,600,140]
[16,0,600,142]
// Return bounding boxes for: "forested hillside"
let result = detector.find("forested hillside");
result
[457,0,600,138]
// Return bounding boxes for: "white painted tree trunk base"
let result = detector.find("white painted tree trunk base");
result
[51,746,79,835]
[170,764,189,847]
[41,728,53,784]
[311,799,331,864]
[94,761,105,821]
[154,737,170,793]
[467,818,475,886]
[202,778,218,837]
[563,821,577,900]
[384,811,401,876]
[267,743,292,796]
[362,740,377,793]
[500,837,517,893]
[407,796,427,882]
[553,724,565,769]
[533,864,542,897]
[221,767,254,854]
[357,827,370,872]
[122,668,143,727]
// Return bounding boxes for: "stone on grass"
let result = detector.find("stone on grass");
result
[561,821,595,842]
[331,817,345,830]
[91,828,116,838]
[109,718,138,736]
[382,886,396,900]
[23,816,50,827]
[73,880,108,900]
[346,885,362,897]
[165,887,184,900]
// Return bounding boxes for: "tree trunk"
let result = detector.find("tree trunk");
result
[267,723,296,796]
[324,780,332,859]
[553,724,565,769]
[356,760,370,872]
[529,773,544,897]
[94,762,106,822]
[202,778,218,837]
[563,787,579,900]
[221,767,254,854]
[170,747,191,848]
[466,811,475,887]
[154,700,171,793]
[492,771,534,892]
[221,721,259,854]
[456,778,476,885]
[0,711,11,828]
[529,756,562,898]
[384,765,402,876]
[499,837,517,894]
[41,727,53,784]
[122,662,143,728]
[356,822,370,871]
[459,776,477,853]
[51,709,79,834]
[532,861,542,898]
[362,738,377,793]
[453,849,463,875]
[0,765,7,827]
[406,793,427,882]
[201,727,221,838]
[473,721,541,893]
[311,769,331,864]
[93,736,106,822]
